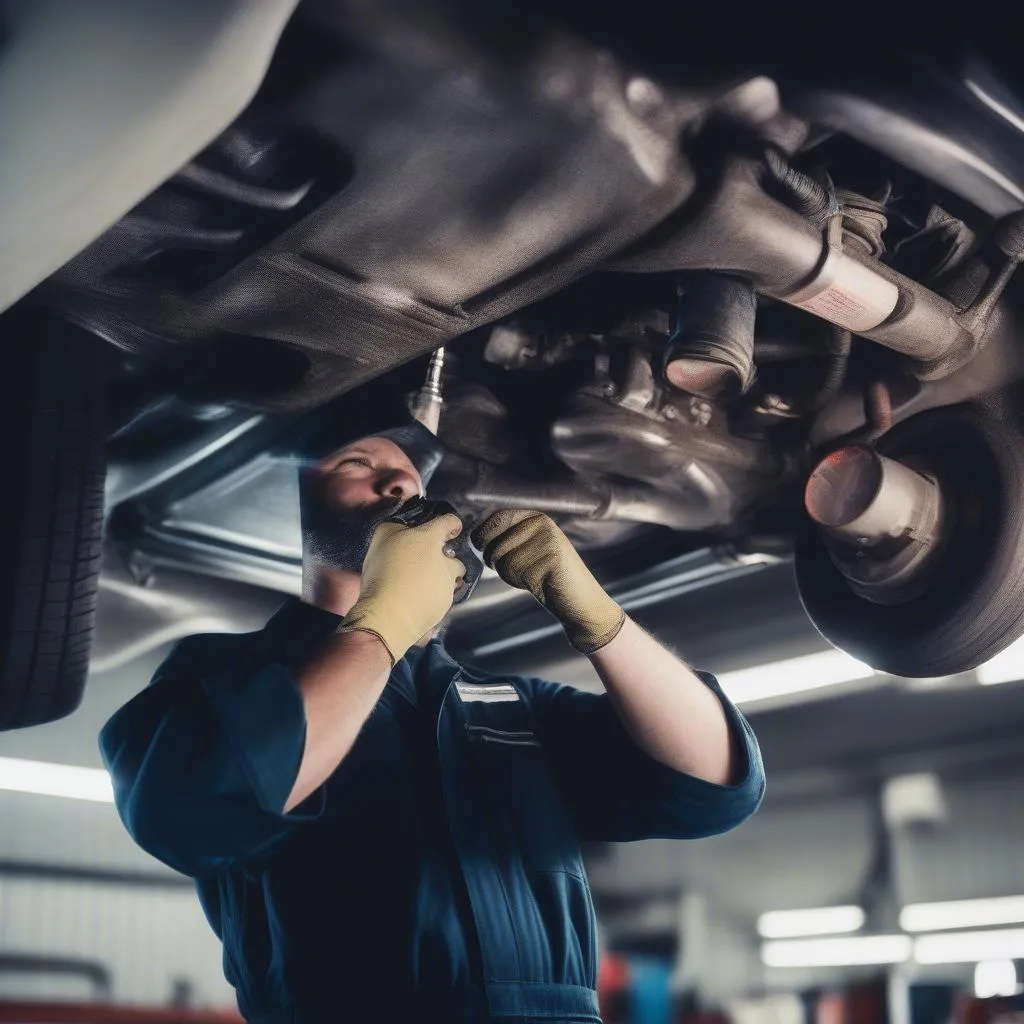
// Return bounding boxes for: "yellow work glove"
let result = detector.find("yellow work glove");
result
[341,514,466,664]
[473,510,625,655]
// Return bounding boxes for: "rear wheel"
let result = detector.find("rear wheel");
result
[0,313,107,730]
[795,403,1024,678]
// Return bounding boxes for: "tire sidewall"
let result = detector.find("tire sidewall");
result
[795,403,1024,677]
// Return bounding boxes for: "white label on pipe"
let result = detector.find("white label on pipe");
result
[785,254,900,333]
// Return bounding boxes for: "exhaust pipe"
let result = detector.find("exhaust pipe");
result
[431,457,728,532]
[805,445,945,602]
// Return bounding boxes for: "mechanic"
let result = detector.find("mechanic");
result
[100,418,765,1024]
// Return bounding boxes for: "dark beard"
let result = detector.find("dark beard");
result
[300,475,399,572]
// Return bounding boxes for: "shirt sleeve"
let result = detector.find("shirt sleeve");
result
[519,672,765,843]
[98,634,324,878]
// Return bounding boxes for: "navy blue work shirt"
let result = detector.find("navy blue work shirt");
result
[100,599,765,1023]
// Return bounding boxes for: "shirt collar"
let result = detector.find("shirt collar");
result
[263,597,343,652]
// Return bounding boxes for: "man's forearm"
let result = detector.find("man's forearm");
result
[284,629,392,812]
[470,508,736,784]
[589,617,736,786]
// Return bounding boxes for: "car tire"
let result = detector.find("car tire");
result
[0,313,107,730]
[795,402,1024,678]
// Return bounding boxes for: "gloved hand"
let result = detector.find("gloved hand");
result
[473,510,625,654]
[341,514,466,664]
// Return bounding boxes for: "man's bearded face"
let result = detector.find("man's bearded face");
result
[299,437,423,572]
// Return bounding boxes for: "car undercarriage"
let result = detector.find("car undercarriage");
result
[4,3,1024,726]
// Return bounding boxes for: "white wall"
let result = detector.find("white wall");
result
[0,876,233,1005]
[0,649,236,1007]
[891,772,1024,905]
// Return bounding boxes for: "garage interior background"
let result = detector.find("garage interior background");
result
[6,1,1024,1020]
[1,554,1023,1023]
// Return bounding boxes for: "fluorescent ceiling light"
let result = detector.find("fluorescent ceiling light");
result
[974,959,1019,999]
[0,756,114,803]
[977,636,1024,686]
[915,929,1024,965]
[718,650,874,706]
[761,935,911,968]
[758,906,866,939]
[901,896,1024,933]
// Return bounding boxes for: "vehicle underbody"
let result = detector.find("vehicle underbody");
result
[4,4,1024,725]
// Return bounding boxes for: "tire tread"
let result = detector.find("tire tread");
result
[0,317,106,730]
